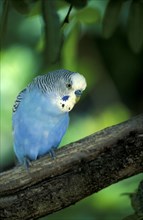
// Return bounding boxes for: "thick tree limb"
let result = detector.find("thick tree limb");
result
[0,114,143,220]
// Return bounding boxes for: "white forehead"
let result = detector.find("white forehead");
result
[71,73,87,91]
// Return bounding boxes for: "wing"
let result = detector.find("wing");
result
[13,88,27,113]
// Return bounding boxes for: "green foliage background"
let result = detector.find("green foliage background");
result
[0,0,143,219]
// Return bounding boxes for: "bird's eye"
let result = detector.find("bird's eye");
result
[66,83,72,89]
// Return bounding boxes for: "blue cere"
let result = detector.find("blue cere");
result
[75,90,82,97]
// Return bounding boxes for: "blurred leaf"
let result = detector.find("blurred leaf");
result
[64,0,87,9]
[130,180,143,217]
[123,180,143,220]
[123,214,142,220]
[0,0,9,45]
[61,103,130,145]
[127,0,143,53]
[29,0,41,17]
[10,0,30,14]
[1,46,36,170]
[76,7,101,24]
[102,0,124,38]
[41,0,61,64]
[62,21,80,69]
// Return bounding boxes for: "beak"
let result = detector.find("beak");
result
[75,90,82,103]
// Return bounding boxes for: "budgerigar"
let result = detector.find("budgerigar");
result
[12,69,87,167]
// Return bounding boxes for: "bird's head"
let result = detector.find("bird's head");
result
[51,69,87,113]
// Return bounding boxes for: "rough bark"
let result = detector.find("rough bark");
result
[0,114,143,220]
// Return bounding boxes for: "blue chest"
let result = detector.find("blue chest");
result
[12,89,69,162]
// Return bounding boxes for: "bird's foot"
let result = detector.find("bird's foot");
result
[23,156,32,172]
[49,147,56,159]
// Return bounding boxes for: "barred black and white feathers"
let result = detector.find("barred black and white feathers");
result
[13,69,86,113]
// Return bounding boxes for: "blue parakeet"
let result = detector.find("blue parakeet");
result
[12,69,87,167]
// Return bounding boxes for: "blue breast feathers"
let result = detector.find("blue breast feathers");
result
[12,88,69,165]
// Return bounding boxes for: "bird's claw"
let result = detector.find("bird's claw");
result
[49,148,56,159]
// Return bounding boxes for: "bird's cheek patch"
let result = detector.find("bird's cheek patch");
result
[57,94,77,112]
[62,95,69,101]
[59,98,76,112]
[60,101,74,112]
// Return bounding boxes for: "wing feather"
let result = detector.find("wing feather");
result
[13,88,27,113]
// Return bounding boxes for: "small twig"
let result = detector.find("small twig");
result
[61,4,73,27]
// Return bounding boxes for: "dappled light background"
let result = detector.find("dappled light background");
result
[0,0,143,220]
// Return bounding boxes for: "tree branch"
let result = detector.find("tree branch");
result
[0,114,143,220]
